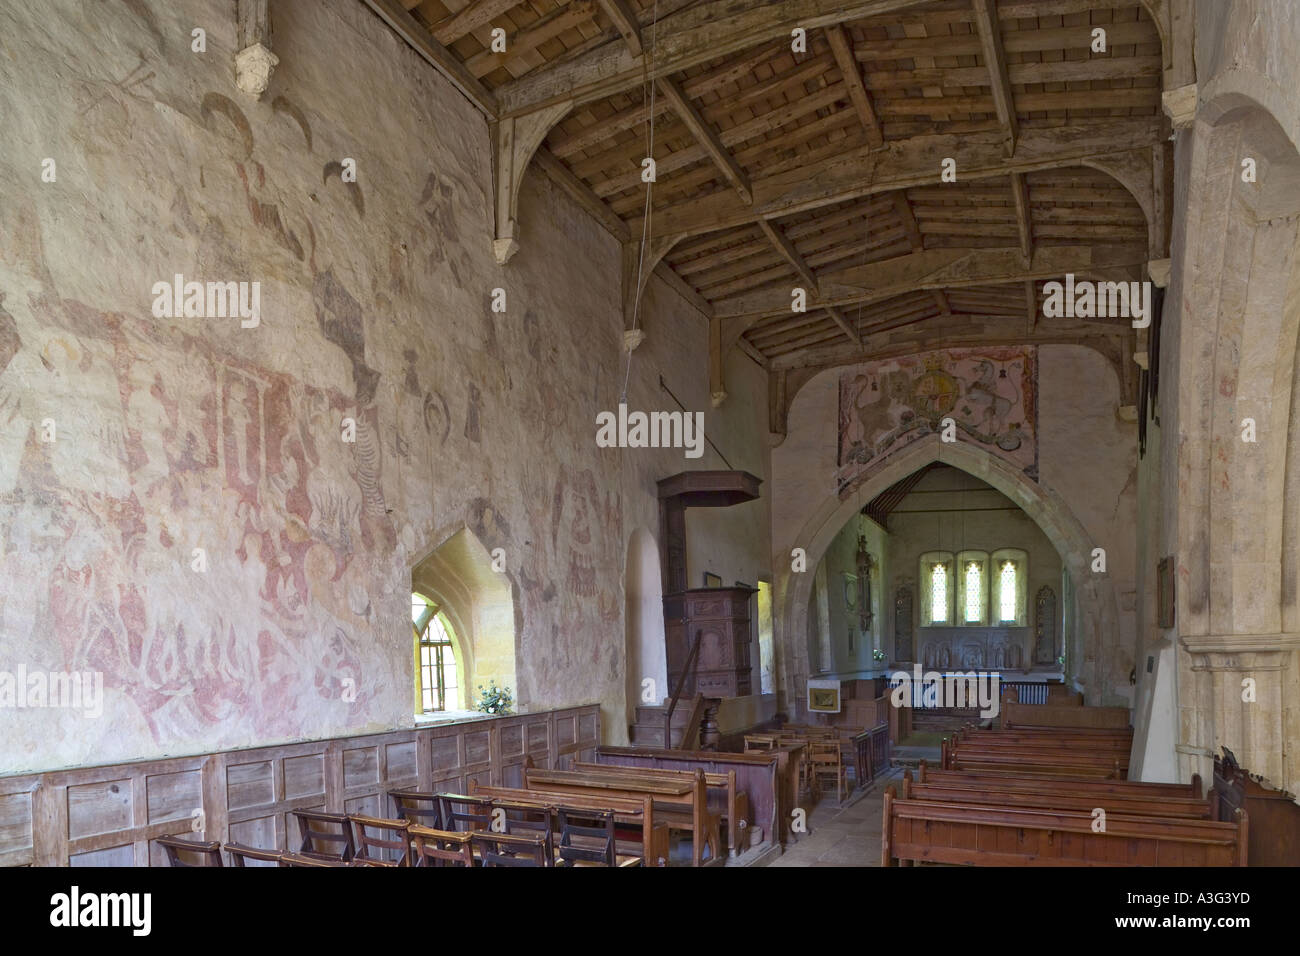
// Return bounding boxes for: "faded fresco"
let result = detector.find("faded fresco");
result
[836,346,1038,492]
[0,0,630,771]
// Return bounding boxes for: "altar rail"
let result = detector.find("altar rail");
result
[0,704,600,866]
[886,675,1054,707]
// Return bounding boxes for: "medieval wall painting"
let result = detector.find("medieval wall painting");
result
[836,346,1038,492]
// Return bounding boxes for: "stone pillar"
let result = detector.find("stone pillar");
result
[1180,632,1299,789]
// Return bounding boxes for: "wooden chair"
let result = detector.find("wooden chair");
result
[809,739,847,804]
[409,825,475,867]
[471,831,550,867]
[350,814,411,867]
[438,793,494,833]
[279,852,351,867]
[744,733,778,753]
[156,835,224,867]
[388,788,444,828]
[555,807,629,867]
[289,809,355,862]
[224,842,284,867]
[493,799,555,861]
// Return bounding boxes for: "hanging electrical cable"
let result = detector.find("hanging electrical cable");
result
[619,0,659,407]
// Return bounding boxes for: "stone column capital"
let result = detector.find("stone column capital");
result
[1181,632,1300,670]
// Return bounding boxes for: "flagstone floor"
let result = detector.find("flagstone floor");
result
[765,765,908,867]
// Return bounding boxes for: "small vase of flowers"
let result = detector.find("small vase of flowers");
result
[475,682,514,715]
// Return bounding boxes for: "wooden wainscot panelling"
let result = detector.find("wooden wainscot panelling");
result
[0,704,599,866]
[0,782,36,867]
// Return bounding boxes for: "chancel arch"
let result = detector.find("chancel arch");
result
[777,435,1119,714]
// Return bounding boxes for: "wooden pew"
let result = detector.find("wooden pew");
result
[1214,747,1300,866]
[572,761,747,858]
[1001,701,1131,730]
[468,782,670,867]
[593,746,785,851]
[919,761,1203,799]
[902,771,1214,819]
[957,726,1132,750]
[882,786,1248,866]
[943,738,1127,778]
[523,766,712,867]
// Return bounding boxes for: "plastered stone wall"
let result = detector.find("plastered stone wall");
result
[0,0,769,772]
[772,344,1137,709]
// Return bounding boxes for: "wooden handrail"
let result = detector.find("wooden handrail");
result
[664,630,703,749]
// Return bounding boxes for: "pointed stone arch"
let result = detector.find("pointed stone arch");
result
[411,525,519,712]
[775,436,1118,710]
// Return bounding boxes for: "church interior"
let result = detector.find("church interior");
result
[1,0,1298,874]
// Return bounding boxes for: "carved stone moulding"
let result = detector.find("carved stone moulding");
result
[1181,633,1300,672]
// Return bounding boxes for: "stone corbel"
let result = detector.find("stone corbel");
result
[235,0,277,99]
[1161,83,1198,130]
[492,103,573,264]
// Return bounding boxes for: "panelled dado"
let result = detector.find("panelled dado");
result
[0,705,598,867]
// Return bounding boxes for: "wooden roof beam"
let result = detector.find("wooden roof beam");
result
[758,220,819,293]
[825,307,863,347]
[826,25,884,148]
[716,243,1148,354]
[971,0,1018,158]
[496,0,941,118]
[892,190,924,253]
[1010,171,1032,260]
[360,0,498,116]
[657,75,753,205]
[597,0,644,56]
[430,0,521,46]
[629,120,1162,239]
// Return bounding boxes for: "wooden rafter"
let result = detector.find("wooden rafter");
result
[465,2,599,80]
[430,0,520,46]
[656,75,753,204]
[891,191,924,253]
[971,0,1018,158]
[631,121,1163,238]
[496,0,943,117]
[1010,171,1032,259]
[716,243,1147,323]
[824,307,863,347]
[597,0,643,56]
[758,220,818,293]
[825,25,884,148]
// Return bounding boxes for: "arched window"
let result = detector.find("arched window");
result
[956,551,989,625]
[919,552,954,625]
[992,548,1028,625]
[412,593,460,714]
